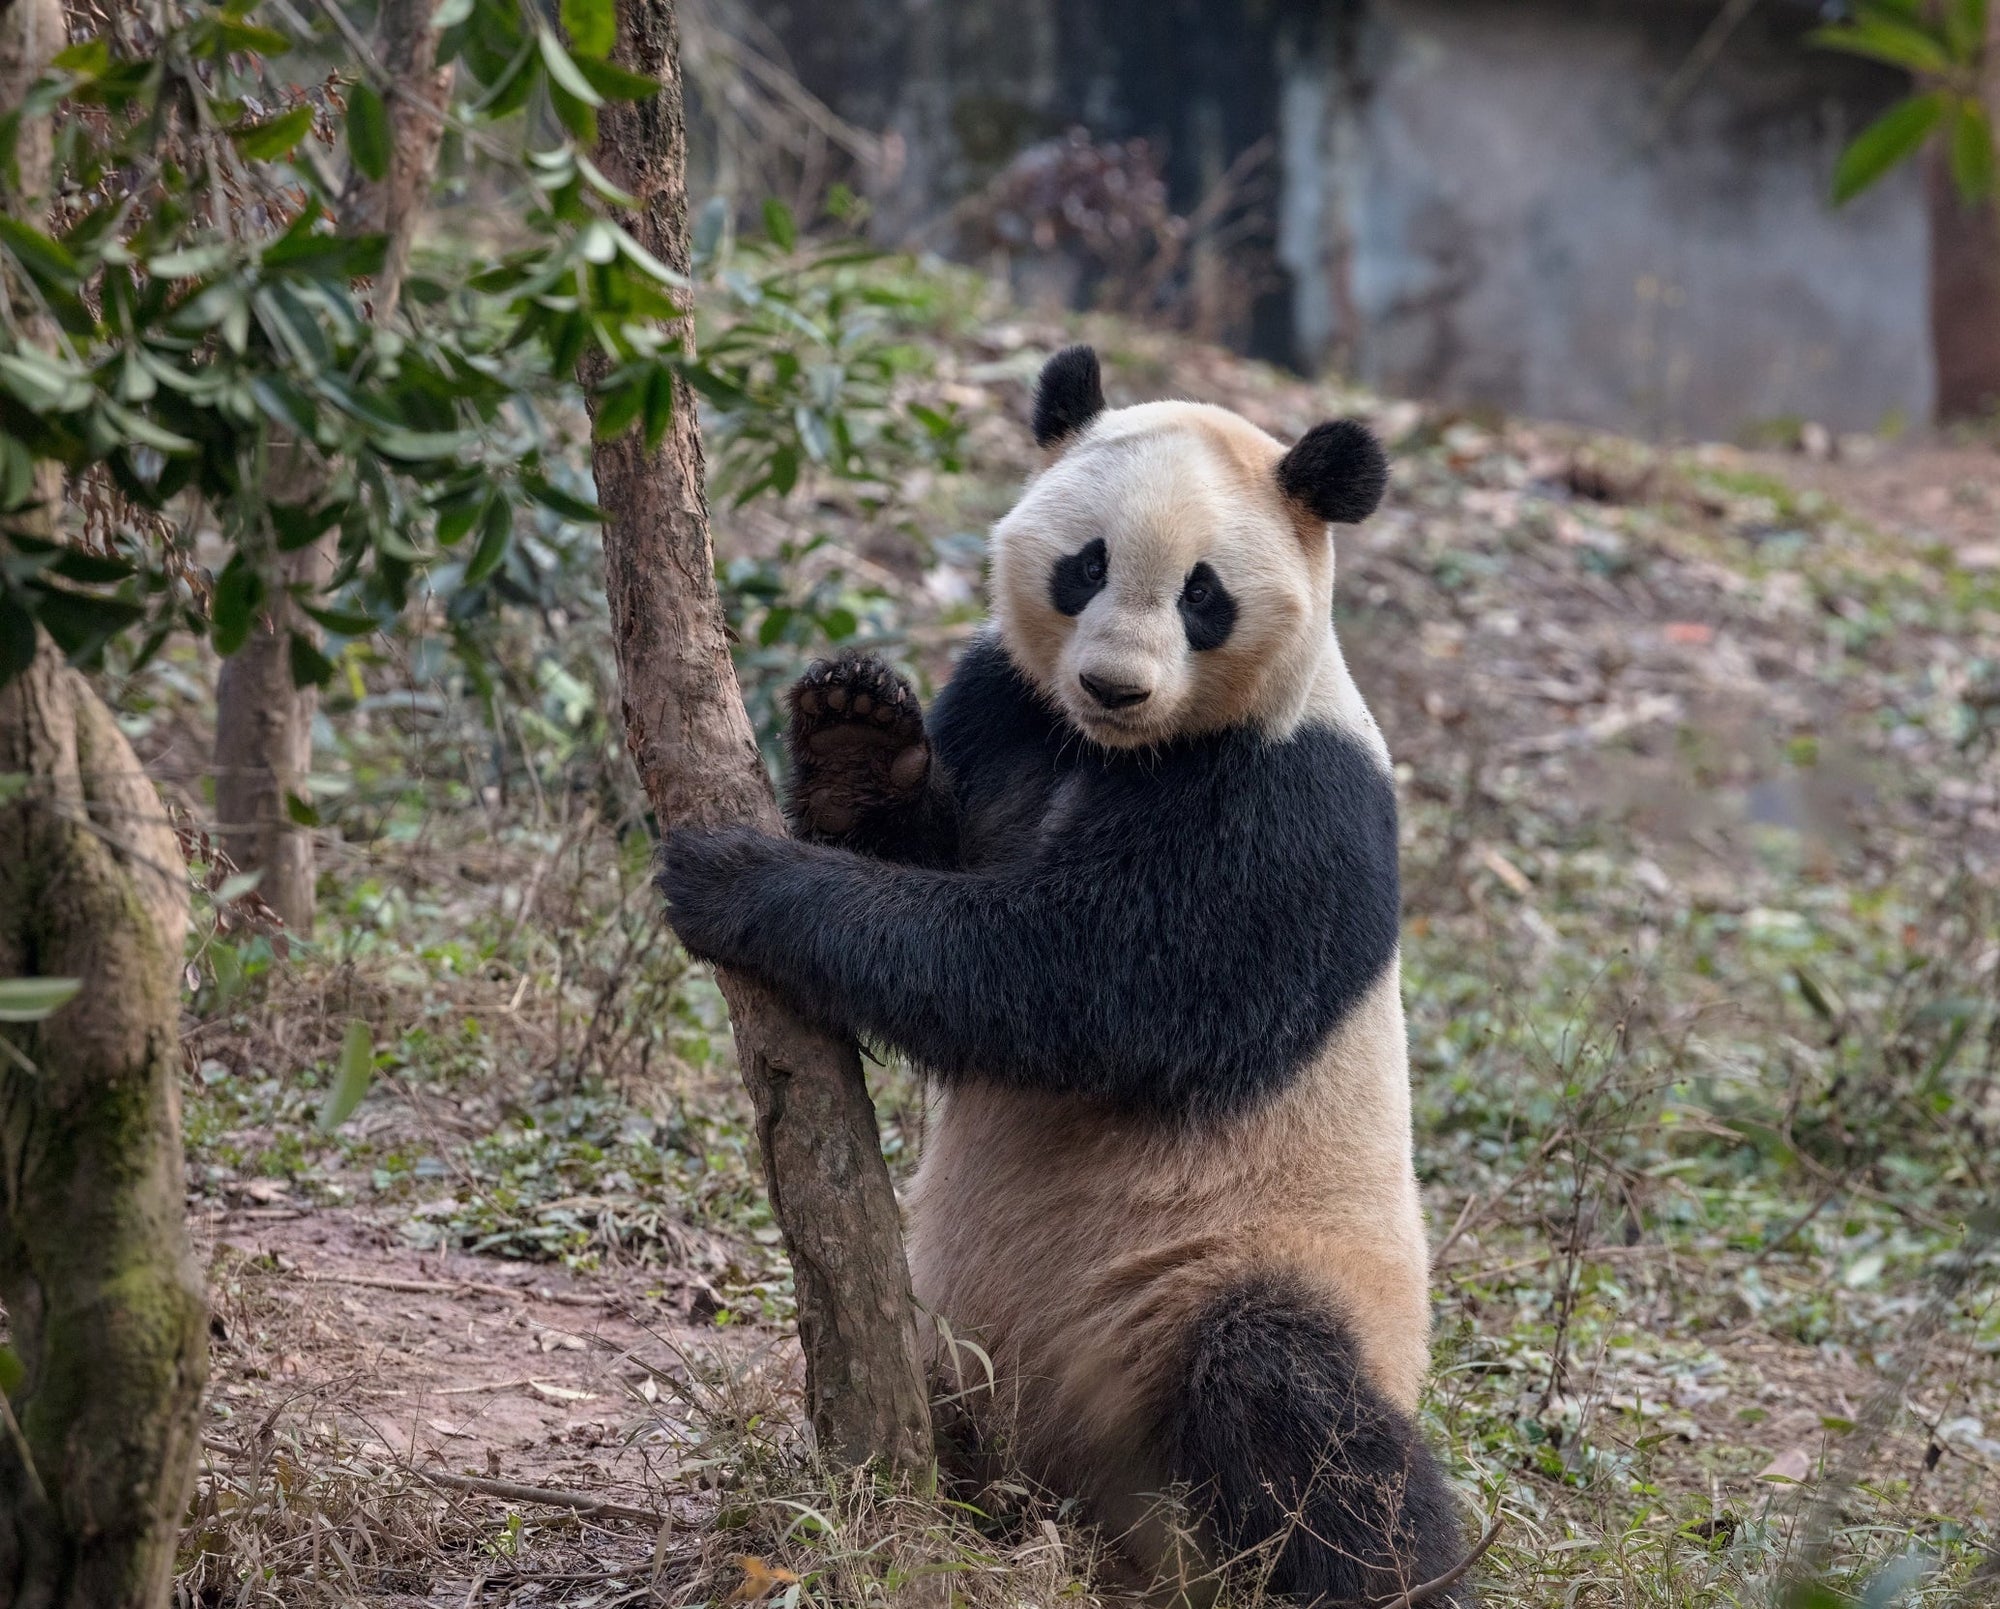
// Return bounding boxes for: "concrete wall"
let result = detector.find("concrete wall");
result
[1278,0,1932,438]
[770,0,1935,439]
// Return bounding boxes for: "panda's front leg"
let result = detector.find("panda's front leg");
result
[784,653,958,866]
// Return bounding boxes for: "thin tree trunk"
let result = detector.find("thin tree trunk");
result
[584,0,932,1470]
[212,528,328,936]
[211,0,452,935]
[1929,5,2000,420]
[1928,145,2000,420]
[0,638,209,1609]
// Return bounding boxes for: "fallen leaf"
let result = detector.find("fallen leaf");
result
[528,1379,597,1403]
[1757,1446,1811,1484]
[1478,845,1534,896]
[1664,621,1714,646]
[729,1556,800,1603]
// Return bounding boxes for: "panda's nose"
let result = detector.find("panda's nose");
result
[1079,672,1151,710]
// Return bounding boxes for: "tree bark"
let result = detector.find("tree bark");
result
[584,0,933,1470]
[1929,4,2000,421]
[212,531,328,937]
[0,636,209,1609]
[1928,145,2000,420]
[1,12,207,1602]
[211,0,452,935]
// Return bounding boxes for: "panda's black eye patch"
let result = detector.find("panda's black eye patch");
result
[1179,561,1236,651]
[1050,537,1109,617]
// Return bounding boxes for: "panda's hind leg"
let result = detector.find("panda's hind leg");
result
[1161,1277,1471,1607]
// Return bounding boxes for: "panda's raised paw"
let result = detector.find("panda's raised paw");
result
[785,652,930,842]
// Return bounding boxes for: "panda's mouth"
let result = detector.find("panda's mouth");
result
[1068,701,1161,748]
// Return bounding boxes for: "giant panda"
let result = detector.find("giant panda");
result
[663,346,1470,1605]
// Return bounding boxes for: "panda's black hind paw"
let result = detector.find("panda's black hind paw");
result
[785,652,931,845]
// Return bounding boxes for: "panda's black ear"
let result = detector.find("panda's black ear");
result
[1276,419,1389,526]
[1033,345,1105,449]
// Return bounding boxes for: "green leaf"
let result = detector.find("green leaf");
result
[463,495,512,584]
[147,244,231,279]
[0,350,92,413]
[1946,0,1987,57]
[230,102,315,161]
[30,584,146,661]
[299,602,377,636]
[216,19,293,55]
[560,0,615,59]
[0,977,80,1022]
[591,372,648,439]
[573,55,657,102]
[611,223,688,286]
[288,629,336,688]
[372,426,475,462]
[346,82,390,182]
[537,28,603,106]
[271,497,344,553]
[285,789,320,828]
[211,556,264,657]
[1831,92,1945,203]
[762,198,796,251]
[47,546,134,585]
[1810,16,1954,73]
[51,39,111,76]
[433,0,474,26]
[316,1020,375,1132]
[0,217,81,287]
[101,401,196,455]
[643,364,675,451]
[214,871,264,904]
[521,471,603,522]
[1950,97,1996,203]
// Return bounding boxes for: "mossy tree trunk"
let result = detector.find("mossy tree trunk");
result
[211,0,452,936]
[0,637,209,1609]
[2,6,208,1599]
[584,0,933,1470]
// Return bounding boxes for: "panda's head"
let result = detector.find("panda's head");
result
[990,345,1389,750]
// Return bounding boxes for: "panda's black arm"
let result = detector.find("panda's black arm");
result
[662,725,1401,1120]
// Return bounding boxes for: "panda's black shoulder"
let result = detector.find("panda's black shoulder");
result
[927,633,1065,783]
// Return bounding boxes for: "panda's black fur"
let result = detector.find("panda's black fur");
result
[1170,1275,1467,1603]
[662,351,1472,1605]
[664,636,1400,1123]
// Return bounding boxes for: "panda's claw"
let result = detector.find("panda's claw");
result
[784,652,931,847]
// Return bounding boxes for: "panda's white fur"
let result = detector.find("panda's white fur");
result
[663,348,1468,1604]
[993,398,1384,759]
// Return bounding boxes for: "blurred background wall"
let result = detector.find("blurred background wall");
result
[745,0,1938,440]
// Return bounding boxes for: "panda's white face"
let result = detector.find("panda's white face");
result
[992,401,1334,750]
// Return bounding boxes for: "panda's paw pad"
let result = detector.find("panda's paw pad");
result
[786,654,929,838]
